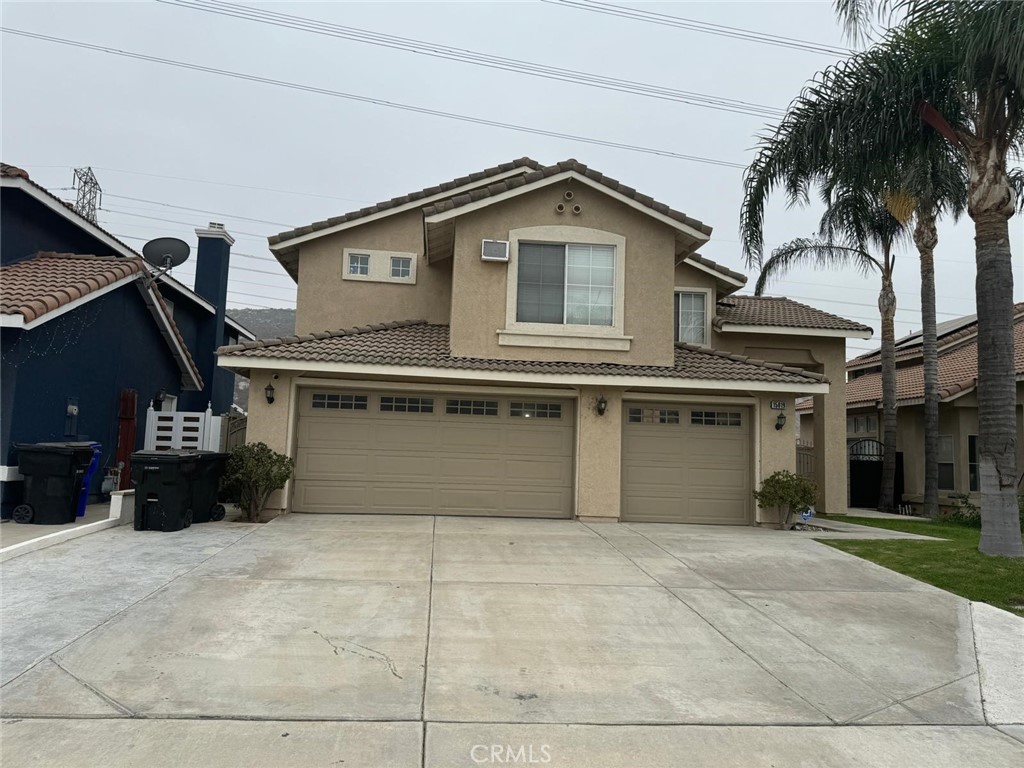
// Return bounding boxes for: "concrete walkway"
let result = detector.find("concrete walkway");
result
[1,515,1021,767]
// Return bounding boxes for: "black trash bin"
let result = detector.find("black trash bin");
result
[191,451,229,523]
[131,450,200,532]
[13,442,101,525]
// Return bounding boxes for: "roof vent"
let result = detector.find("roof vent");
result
[481,239,510,262]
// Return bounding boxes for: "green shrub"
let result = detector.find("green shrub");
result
[753,470,818,530]
[944,492,982,528]
[223,442,294,523]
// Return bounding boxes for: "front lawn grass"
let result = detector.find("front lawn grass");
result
[818,516,1024,617]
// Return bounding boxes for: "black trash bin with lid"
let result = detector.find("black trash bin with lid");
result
[131,450,199,532]
[191,451,229,523]
[13,442,101,525]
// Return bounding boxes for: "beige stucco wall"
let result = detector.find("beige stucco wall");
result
[244,370,295,517]
[447,181,680,366]
[575,386,622,521]
[754,393,800,524]
[293,209,452,334]
[711,332,848,515]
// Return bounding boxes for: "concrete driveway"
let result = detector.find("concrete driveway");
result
[2,515,1021,767]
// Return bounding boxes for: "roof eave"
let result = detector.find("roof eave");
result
[717,323,873,340]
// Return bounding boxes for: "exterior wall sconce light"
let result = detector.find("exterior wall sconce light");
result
[775,412,787,431]
[596,395,608,416]
[265,375,279,405]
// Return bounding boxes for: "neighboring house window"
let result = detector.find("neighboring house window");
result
[968,435,979,492]
[380,396,433,413]
[446,399,498,416]
[674,291,707,345]
[628,407,680,424]
[847,413,878,435]
[510,402,562,419]
[312,393,368,410]
[938,434,955,490]
[348,253,369,276]
[390,256,412,279]
[516,243,614,326]
[691,410,742,427]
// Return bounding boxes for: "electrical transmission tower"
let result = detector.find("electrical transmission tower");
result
[72,167,102,223]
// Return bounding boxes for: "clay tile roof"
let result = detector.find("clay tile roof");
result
[1,162,30,179]
[219,320,826,386]
[686,254,746,284]
[268,157,543,246]
[714,296,872,333]
[845,313,1024,406]
[419,158,713,237]
[0,252,144,322]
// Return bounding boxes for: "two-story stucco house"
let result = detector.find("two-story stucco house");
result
[218,158,870,524]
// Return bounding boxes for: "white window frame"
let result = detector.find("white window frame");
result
[938,433,955,491]
[673,286,712,347]
[343,248,417,284]
[500,225,630,351]
[390,256,412,279]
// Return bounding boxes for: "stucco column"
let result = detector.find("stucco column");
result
[813,366,847,515]
[575,387,622,522]
[244,371,295,517]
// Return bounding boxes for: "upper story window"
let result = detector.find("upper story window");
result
[674,290,708,345]
[516,243,614,327]
[348,253,370,276]
[343,249,416,284]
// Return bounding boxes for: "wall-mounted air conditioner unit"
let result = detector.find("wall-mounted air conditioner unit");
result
[481,239,510,262]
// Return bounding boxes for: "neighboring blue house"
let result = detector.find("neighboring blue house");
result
[0,163,254,515]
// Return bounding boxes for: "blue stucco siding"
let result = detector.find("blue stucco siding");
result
[1,282,185,513]
[0,188,118,264]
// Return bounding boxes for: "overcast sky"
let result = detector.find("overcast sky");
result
[3,0,1021,359]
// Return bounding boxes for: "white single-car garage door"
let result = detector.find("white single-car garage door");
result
[293,389,574,517]
[621,403,752,524]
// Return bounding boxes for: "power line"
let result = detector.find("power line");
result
[110,233,290,277]
[1,28,746,170]
[100,207,272,239]
[105,193,295,227]
[159,0,784,120]
[544,0,855,57]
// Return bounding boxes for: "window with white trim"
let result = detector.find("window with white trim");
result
[968,435,978,492]
[628,407,680,424]
[348,253,369,276]
[390,256,412,279]
[674,291,707,344]
[516,243,614,326]
[691,410,742,427]
[312,393,368,410]
[938,434,954,490]
[380,396,433,413]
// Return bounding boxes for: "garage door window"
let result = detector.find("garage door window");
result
[628,407,680,424]
[311,393,368,410]
[691,411,742,426]
[446,399,499,416]
[380,396,434,413]
[510,402,562,419]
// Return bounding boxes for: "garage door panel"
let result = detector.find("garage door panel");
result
[622,403,751,525]
[293,390,573,517]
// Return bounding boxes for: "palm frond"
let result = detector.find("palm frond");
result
[754,239,882,296]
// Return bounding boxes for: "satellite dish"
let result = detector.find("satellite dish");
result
[142,237,190,270]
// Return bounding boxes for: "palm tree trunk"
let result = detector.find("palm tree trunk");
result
[915,211,940,519]
[878,255,898,514]
[965,136,1023,557]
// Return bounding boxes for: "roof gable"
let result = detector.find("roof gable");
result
[715,296,872,337]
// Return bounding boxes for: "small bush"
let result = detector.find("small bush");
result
[944,492,982,528]
[753,470,818,530]
[223,442,294,523]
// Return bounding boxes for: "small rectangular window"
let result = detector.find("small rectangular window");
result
[628,407,680,424]
[390,256,412,279]
[380,396,433,413]
[691,411,742,427]
[938,434,955,490]
[312,393,368,410]
[968,435,978,492]
[510,402,562,419]
[349,253,369,276]
[674,291,707,345]
[446,399,498,416]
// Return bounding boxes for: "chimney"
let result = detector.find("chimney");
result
[193,222,234,414]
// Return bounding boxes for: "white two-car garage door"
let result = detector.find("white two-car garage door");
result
[621,403,752,525]
[293,388,574,517]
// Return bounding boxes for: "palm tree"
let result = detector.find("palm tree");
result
[743,2,1023,555]
[755,188,904,512]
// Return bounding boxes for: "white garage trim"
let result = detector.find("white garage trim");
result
[294,377,578,399]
